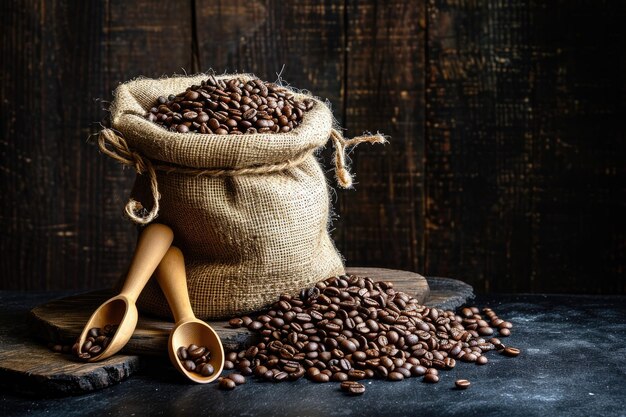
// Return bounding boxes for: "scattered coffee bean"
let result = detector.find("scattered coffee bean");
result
[503,347,521,357]
[476,355,489,365]
[423,373,440,383]
[499,328,511,337]
[229,373,246,385]
[146,76,315,135]
[229,318,244,328]
[388,371,404,381]
[341,381,366,395]
[219,378,236,390]
[455,379,471,389]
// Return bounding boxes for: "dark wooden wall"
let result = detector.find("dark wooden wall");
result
[1,0,624,293]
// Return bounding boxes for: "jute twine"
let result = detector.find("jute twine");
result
[98,128,386,224]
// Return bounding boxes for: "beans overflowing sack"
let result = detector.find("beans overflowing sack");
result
[98,74,385,319]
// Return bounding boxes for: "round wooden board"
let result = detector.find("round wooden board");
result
[29,268,429,355]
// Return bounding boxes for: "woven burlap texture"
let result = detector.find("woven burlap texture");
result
[108,73,346,319]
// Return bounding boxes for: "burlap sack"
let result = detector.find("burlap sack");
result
[98,73,385,319]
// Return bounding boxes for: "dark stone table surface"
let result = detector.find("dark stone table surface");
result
[1,291,625,417]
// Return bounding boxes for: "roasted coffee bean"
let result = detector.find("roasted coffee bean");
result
[502,347,521,357]
[189,346,206,359]
[199,363,215,377]
[183,360,196,372]
[311,373,330,383]
[423,373,440,383]
[331,372,349,382]
[341,381,366,395]
[341,339,357,353]
[229,373,246,385]
[388,371,404,381]
[411,365,427,377]
[146,77,314,134]
[499,328,511,337]
[219,378,236,390]
[229,318,243,328]
[476,355,489,365]
[455,379,471,389]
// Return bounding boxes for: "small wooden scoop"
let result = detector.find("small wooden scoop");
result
[155,246,224,383]
[76,223,174,362]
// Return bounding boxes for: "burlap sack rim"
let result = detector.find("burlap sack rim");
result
[109,73,334,170]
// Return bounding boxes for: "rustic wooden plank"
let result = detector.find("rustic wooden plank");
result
[0,290,140,396]
[424,0,626,293]
[338,0,426,274]
[29,268,430,355]
[0,0,124,291]
[0,0,194,291]
[193,0,346,122]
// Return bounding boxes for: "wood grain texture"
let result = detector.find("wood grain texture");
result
[424,0,626,293]
[339,0,426,274]
[30,268,430,355]
[0,1,624,294]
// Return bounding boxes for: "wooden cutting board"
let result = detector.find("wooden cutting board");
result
[2,268,473,395]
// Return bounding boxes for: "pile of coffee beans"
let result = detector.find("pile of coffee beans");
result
[177,344,215,377]
[72,324,118,360]
[146,76,315,135]
[221,274,520,394]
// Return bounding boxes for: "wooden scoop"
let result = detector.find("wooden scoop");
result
[155,246,224,384]
[76,223,174,362]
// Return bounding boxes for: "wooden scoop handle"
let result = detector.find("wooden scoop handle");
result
[155,246,196,323]
[119,223,174,302]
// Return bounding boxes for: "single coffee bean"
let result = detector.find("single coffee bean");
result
[423,373,439,383]
[346,382,366,395]
[219,378,236,390]
[311,373,330,383]
[388,371,404,381]
[476,355,488,365]
[340,339,357,353]
[503,347,520,357]
[455,379,471,389]
[229,373,246,385]
[411,365,427,377]
[199,363,215,377]
[183,360,196,372]
[332,372,349,382]
[499,328,511,337]
[229,318,243,328]
[189,346,206,359]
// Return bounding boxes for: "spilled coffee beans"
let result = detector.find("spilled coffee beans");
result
[146,76,314,135]
[220,274,521,394]
[177,344,215,377]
